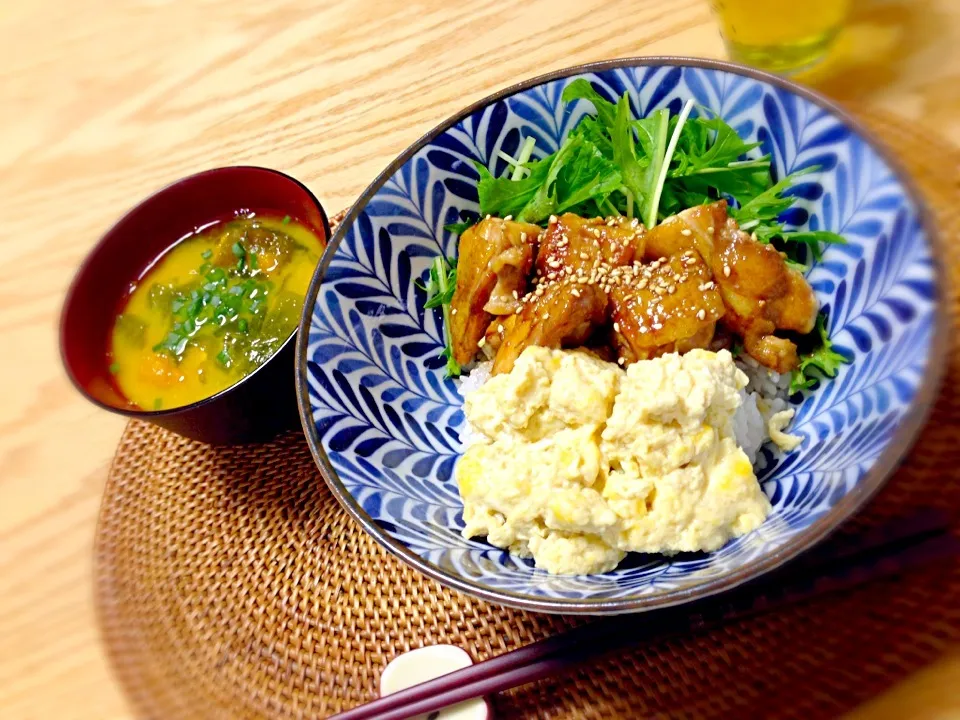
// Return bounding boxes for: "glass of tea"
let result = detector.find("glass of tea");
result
[710,0,852,74]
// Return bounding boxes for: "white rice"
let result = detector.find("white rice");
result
[457,361,493,448]
[457,353,800,463]
[732,353,799,463]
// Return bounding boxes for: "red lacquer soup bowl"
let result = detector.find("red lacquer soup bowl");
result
[60,166,330,444]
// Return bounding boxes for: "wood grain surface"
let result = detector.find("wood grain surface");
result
[2,0,959,718]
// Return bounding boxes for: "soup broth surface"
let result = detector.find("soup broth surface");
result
[110,215,323,410]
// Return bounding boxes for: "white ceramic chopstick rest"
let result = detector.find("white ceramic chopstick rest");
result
[379,644,493,719]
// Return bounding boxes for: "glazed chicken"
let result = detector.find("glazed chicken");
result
[713,218,818,372]
[609,252,726,363]
[492,281,607,374]
[490,213,645,374]
[449,202,819,375]
[533,213,641,278]
[449,217,541,366]
[643,201,819,373]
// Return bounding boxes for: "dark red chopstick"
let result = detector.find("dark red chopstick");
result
[331,515,957,720]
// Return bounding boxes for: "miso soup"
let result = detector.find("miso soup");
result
[109,215,324,410]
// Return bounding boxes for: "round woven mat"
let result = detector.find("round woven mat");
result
[96,109,960,719]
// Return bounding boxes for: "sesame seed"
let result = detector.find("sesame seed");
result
[759,299,766,307]
[497,324,504,333]
[504,215,513,222]
[750,232,758,242]
[512,290,519,299]
[639,326,648,334]
[515,306,522,314]
[572,288,581,297]
[478,337,486,348]
[630,218,639,228]
[485,214,491,220]
[543,312,550,320]
[613,322,621,332]
[696,309,706,320]
[680,228,692,237]
[707,226,714,234]
[520,232,527,242]
[723,266,731,277]
[451,308,458,315]
[577,276,589,284]
[653,322,663,330]
[549,215,558,224]
[699,281,714,291]
[618,357,626,366]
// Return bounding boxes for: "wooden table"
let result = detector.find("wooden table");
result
[2,0,958,717]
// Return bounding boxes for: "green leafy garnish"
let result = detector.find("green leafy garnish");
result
[153,398,163,410]
[475,133,621,223]
[444,221,476,235]
[790,313,850,393]
[281,215,291,224]
[421,256,460,377]
[201,249,213,260]
[108,362,121,375]
[727,167,846,265]
[562,79,674,226]
[423,256,457,309]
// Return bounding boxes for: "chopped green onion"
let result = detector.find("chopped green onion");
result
[282,215,291,224]
[201,249,213,260]
[231,242,245,257]
[108,362,121,375]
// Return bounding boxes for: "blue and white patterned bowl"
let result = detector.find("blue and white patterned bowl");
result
[297,58,947,614]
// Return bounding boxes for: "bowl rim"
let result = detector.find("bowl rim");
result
[60,164,331,420]
[296,56,951,614]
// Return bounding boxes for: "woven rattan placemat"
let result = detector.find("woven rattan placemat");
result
[95,109,960,719]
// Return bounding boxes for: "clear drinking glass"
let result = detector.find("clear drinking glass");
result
[710,0,852,74]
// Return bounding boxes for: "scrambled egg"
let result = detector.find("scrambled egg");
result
[457,347,771,575]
